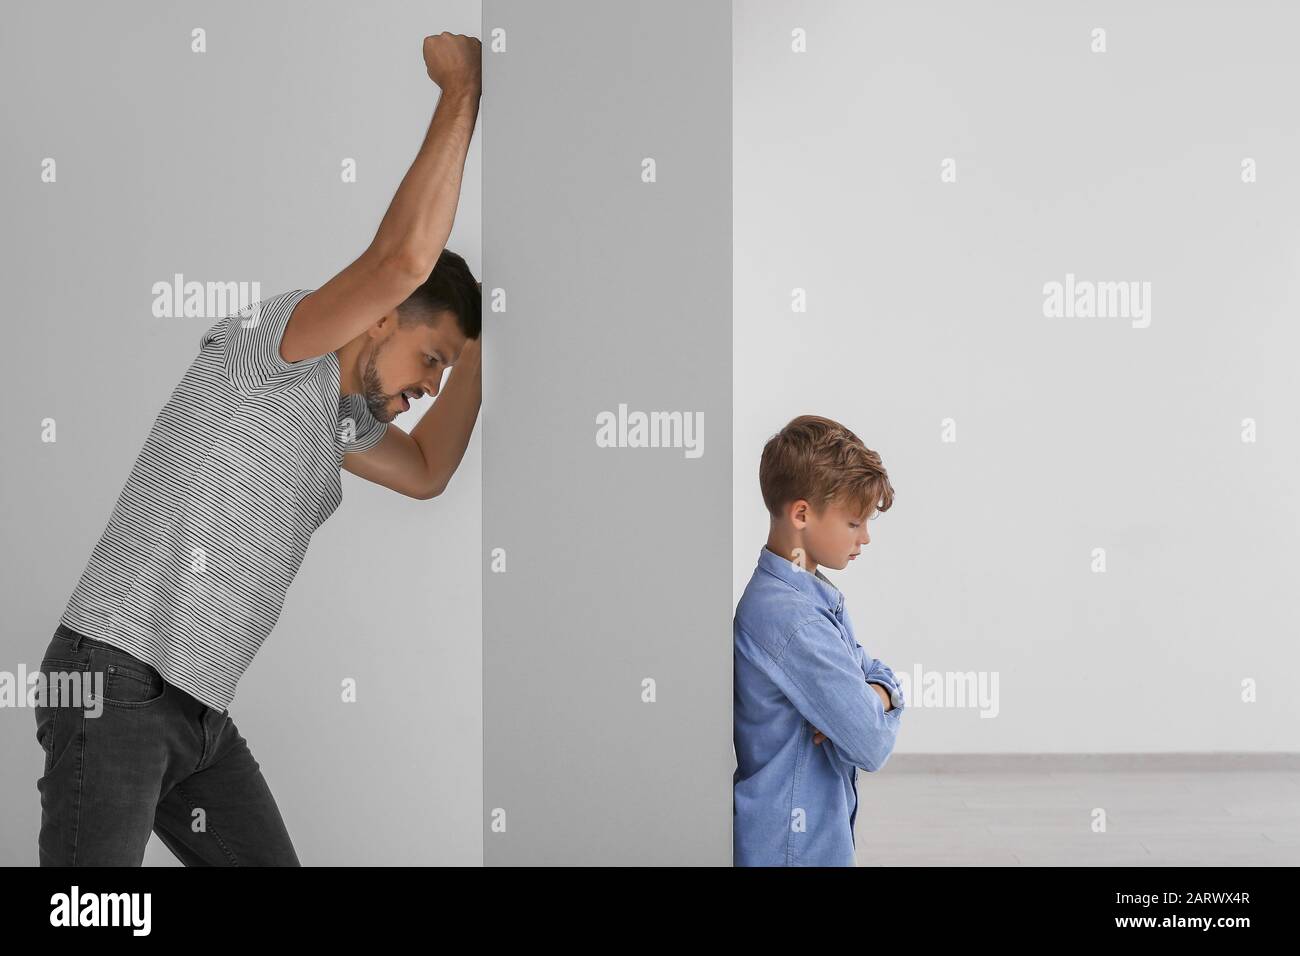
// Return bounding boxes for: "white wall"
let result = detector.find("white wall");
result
[733,0,1300,753]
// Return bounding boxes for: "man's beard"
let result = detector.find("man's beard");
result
[360,339,397,423]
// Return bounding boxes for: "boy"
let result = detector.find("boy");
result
[733,414,904,866]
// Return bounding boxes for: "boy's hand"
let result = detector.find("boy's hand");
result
[811,727,827,745]
[869,682,893,710]
[423,32,482,95]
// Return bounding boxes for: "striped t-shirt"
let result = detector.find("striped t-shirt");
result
[60,288,388,712]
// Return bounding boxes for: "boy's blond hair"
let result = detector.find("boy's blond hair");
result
[758,415,895,521]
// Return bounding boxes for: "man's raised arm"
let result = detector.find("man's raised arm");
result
[280,32,483,364]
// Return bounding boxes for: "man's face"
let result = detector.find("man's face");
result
[793,497,873,571]
[359,310,470,424]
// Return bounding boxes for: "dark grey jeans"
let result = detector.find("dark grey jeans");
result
[33,623,300,866]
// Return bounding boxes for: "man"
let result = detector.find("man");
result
[32,32,483,866]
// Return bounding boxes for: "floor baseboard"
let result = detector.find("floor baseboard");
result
[886,752,1300,772]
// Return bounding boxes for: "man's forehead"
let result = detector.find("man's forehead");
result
[422,325,466,361]
[409,315,455,341]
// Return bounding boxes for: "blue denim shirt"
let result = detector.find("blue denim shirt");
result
[733,545,905,866]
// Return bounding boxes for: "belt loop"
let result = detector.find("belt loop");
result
[67,628,83,652]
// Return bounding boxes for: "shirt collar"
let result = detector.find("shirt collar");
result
[756,545,843,614]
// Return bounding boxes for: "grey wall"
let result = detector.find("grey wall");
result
[734,0,1300,752]
[481,0,733,864]
[0,0,482,864]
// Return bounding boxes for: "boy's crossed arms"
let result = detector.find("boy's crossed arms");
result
[746,613,903,772]
[811,638,901,747]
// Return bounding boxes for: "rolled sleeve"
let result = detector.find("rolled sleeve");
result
[862,655,905,713]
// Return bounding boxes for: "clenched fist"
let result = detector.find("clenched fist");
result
[423,32,482,95]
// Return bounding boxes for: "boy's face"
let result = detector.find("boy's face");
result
[791,497,873,571]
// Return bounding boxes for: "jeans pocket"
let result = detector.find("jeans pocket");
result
[94,649,167,708]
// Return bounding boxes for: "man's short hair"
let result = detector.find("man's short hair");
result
[397,247,482,339]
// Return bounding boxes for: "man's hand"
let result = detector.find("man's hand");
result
[457,335,481,369]
[423,32,482,96]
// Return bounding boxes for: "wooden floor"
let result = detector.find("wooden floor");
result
[854,760,1300,866]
